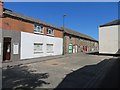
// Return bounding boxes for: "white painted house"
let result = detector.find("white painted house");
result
[99,19,120,54]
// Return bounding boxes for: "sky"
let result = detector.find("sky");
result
[4,2,118,40]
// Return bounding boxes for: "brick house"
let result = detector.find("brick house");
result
[0,2,63,62]
[62,27,98,54]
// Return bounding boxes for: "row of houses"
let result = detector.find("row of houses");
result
[0,2,98,63]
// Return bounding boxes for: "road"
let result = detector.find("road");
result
[2,53,117,89]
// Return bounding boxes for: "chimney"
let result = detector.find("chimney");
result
[0,1,3,17]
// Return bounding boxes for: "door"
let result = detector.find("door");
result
[73,45,78,53]
[68,44,73,54]
[3,38,11,61]
[75,45,78,53]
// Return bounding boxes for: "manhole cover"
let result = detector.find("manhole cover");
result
[52,64,58,65]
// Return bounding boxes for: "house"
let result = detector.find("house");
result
[0,2,63,62]
[62,27,98,54]
[99,19,120,54]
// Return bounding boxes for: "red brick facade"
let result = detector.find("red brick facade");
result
[64,34,98,54]
[1,16,63,38]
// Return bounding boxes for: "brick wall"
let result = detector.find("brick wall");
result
[2,17,34,33]
[1,16,63,38]
[64,34,98,54]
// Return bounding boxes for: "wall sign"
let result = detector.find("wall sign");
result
[13,43,19,54]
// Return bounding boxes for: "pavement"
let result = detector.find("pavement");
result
[2,54,75,68]
[2,53,119,89]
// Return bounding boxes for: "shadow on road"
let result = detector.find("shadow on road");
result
[99,58,120,88]
[55,58,120,88]
[2,65,50,89]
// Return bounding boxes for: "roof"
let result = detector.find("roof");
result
[100,19,120,27]
[61,27,98,42]
[3,8,62,31]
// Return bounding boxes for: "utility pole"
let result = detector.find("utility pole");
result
[62,14,67,55]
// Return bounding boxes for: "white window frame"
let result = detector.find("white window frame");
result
[34,24,44,34]
[46,44,54,53]
[47,27,54,36]
[34,43,43,53]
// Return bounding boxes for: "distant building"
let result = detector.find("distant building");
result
[62,27,98,54]
[99,19,120,54]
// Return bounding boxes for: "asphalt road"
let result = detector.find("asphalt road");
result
[2,53,117,89]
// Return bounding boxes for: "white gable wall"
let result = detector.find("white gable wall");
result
[99,25,119,54]
[118,25,120,53]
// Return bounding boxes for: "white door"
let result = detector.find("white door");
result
[75,45,78,53]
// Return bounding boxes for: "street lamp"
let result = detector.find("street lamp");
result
[63,14,67,29]
[62,14,67,55]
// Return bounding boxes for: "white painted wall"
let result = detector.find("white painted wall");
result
[99,25,119,54]
[0,29,2,68]
[118,25,120,53]
[21,32,63,59]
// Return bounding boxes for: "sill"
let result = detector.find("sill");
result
[46,34,54,37]
[34,52,43,54]
[2,60,12,63]
[34,32,44,35]
[47,52,54,53]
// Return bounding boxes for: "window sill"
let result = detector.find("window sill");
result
[46,34,54,37]
[34,52,43,54]
[34,32,44,35]
[47,51,54,53]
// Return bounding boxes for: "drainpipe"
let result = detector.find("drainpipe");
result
[62,14,67,55]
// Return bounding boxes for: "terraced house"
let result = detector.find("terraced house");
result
[62,27,98,54]
[0,2,63,62]
[0,2,99,63]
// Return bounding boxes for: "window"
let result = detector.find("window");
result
[46,44,53,53]
[34,24,44,34]
[34,43,43,53]
[47,27,54,35]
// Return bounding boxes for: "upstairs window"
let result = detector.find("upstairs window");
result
[47,27,54,36]
[34,24,44,34]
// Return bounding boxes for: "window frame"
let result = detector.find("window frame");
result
[46,44,54,53]
[34,24,44,34]
[46,27,54,36]
[34,43,43,54]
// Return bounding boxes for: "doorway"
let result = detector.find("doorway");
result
[3,38,11,61]
[73,45,78,53]
[68,44,73,54]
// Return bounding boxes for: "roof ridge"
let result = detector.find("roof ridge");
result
[100,19,120,27]
[3,8,62,30]
[61,27,97,41]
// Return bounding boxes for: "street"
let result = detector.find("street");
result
[2,53,119,89]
